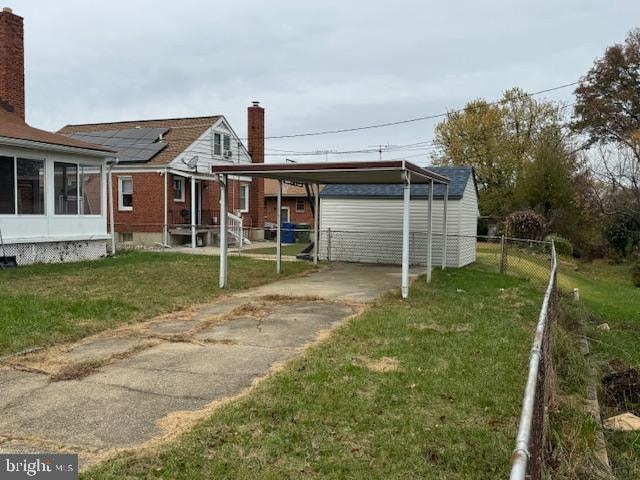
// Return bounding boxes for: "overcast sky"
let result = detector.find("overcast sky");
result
[17,0,640,164]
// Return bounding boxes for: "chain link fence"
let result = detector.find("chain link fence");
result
[510,242,558,480]
[477,235,554,284]
[316,230,553,282]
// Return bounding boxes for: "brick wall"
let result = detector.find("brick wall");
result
[265,196,314,225]
[0,8,25,119]
[110,172,223,233]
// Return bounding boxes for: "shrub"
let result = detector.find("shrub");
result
[633,263,640,288]
[545,234,574,257]
[505,210,546,240]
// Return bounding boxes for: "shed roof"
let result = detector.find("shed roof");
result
[0,108,114,154]
[59,115,221,165]
[320,166,474,200]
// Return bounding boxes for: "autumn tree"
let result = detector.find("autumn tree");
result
[433,88,564,217]
[573,28,640,255]
[432,99,510,215]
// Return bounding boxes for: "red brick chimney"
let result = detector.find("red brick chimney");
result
[247,101,264,229]
[0,7,24,119]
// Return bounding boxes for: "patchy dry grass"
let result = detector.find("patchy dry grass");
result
[0,251,313,357]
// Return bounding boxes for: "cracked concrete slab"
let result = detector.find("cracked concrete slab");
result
[0,379,203,449]
[0,368,50,410]
[114,342,292,376]
[64,336,145,363]
[146,319,199,335]
[0,262,410,468]
[197,301,355,348]
[236,262,424,302]
[86,365,253,400]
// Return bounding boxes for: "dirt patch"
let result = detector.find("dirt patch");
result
[602,367,640,415]
[410,322,474,333]
[260,294,323,302]
[359,356,402,373]
[51,360,101,382]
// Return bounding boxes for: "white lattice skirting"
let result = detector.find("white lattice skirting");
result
[2,240,107,265]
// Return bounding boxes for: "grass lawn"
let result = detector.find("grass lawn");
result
[0,251,313,358]
[83,265,542,479]
[246,242,311,256]
[554,260,640,479]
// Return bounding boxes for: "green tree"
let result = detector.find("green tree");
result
[515,128,578,229]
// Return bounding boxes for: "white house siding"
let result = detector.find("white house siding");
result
[457,176,479,267]
[168,119,253,174]
[319,197,467,267]
[0,144,109,265]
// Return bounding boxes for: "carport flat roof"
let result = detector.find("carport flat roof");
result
[211,160,449,184]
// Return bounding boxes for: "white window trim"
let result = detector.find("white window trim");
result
[295,198,305,213]
[173,177,185,202]
[239,184,249,213]
[118,176,133,211]
[213,132,222,156]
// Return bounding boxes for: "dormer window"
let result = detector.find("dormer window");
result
[214,133,221,155]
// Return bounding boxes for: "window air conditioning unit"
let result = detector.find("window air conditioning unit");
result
[224,150,233,159]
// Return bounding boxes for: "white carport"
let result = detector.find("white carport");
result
[212,161,450,299]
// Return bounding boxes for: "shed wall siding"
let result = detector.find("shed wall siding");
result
[457,176,479,266]
[319,197,467,267]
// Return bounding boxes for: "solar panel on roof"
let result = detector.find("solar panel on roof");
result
[64,127,169,163]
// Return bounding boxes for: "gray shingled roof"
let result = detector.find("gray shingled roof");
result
[320,166,475,200]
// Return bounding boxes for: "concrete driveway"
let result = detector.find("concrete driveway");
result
[0,262,423,468]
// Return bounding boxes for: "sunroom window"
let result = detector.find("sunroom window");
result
[0,156,15,214]
[80,165,102,215]
[0,156,46,215]
[17,158,45,214]
[54,162,78,215]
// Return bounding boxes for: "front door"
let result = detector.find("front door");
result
[281,206,290,224]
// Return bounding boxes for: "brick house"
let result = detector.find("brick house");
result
[264,179,316,226]
[58,104,266,248]
[0,7,114,265]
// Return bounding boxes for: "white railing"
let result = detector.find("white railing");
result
[227,213,251,248]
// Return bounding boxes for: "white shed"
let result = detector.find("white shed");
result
[318,166,479,267]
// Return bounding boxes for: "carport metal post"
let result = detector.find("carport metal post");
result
[401,170,411,299]
[314,183,319,265]
[442,183,448,269]
[276,179,282,273]
[427,179,434,283]
[219,174,228,288]
[190,176,196,249]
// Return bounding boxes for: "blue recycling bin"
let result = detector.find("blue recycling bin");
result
[282,223,296,244]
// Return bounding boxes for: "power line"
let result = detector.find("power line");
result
[257,81,579,140]
[63,80,579,163]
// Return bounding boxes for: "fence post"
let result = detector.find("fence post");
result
[500,235,506,274]
[327,228,332,262]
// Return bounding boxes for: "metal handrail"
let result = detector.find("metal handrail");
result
[509,240,557,479]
